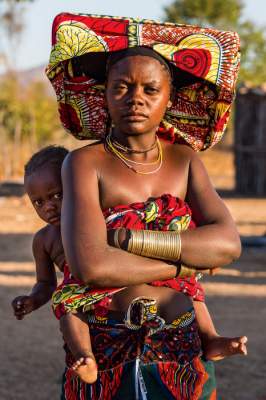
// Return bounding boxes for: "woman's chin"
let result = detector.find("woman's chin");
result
[117,122,157,136]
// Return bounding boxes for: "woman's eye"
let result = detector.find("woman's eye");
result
[114,84,127,91]
[54,193,62,200]
[145,87,158,93]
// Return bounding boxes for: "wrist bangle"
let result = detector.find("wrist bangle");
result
[125,229,132,251]
[127,229,181,261]
[114,228,121,249]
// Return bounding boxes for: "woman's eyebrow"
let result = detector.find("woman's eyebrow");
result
[112,78,130,83]
[144,80,160,85]
[112,78,160,84]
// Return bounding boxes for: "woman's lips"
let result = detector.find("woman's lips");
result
[122,113,148,122]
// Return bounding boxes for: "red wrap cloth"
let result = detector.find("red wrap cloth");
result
[52,194,205,320]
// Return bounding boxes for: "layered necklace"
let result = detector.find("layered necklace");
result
[105,132,163,175]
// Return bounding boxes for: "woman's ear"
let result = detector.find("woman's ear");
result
[167,100,172,109]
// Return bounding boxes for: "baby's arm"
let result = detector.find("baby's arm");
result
[12,229,57,319]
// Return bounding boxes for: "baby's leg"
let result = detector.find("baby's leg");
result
[60,312,97,383]
[194,300,248,361]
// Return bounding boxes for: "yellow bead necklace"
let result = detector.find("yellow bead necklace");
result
[105,133,163,175]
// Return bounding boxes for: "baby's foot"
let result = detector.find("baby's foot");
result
[204,335,248,361]
[71,353,98,384]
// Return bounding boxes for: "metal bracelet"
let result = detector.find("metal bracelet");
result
[114,228,121,249]
[127,229,181,261]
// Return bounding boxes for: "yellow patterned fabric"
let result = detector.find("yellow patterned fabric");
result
[46,13,240,151]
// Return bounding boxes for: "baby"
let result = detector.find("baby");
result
[11,146,97,384]
[12,145,247,385]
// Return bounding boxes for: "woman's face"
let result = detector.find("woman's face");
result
[106,55,171,137]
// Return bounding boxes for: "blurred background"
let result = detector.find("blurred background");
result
[0,1,266,399]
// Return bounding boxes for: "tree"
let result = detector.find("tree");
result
[0,0,34,69]
[164,0,266,85]
[0,1,67,180]
[0,74,63,179]
[238,20,266,84]
[164,0,243,29]
[0,0,37,179]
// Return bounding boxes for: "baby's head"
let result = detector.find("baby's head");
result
[24,145,69,226]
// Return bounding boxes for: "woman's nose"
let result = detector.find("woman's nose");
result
[126,86,144,106]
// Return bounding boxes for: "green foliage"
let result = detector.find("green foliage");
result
[0,74,61,144]
[238,21,266,84]
[164,0,243,28]
[25,81,60,143]
[164,0,266,85]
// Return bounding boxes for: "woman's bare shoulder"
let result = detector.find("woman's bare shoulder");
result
[72,140,105,158]
[165,142,199,165]
[172,143,197,157]
[63,141,106,171]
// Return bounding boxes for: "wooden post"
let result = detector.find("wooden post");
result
[235,86,266,195]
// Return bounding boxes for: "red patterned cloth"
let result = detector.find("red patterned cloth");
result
[52,194,205,320]
[46,13,240,151]
[61,309,217,399]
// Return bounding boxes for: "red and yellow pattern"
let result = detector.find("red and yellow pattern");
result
[52,194,205,320]
[46,13,240,151]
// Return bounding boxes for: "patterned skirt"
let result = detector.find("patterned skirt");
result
[61,303,216,400]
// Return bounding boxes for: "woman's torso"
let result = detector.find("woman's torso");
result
[94,139,194,321]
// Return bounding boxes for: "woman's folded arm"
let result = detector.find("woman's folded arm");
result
[61,148,177,286]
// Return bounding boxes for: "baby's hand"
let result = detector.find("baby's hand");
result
[12,296,35,320]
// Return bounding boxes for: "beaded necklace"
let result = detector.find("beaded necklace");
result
[111,135,157,154]
[105,133,163,175]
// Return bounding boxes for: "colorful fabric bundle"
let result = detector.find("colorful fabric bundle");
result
[61,309,216,399]
[52,194,205,321]
[52,263,122,320]
[46,13,240,151]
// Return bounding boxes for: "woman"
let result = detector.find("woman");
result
[47,13,244,399]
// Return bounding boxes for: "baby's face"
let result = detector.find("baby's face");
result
[24,165,62,226]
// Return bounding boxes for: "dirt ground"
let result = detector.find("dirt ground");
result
[1,148,266,400]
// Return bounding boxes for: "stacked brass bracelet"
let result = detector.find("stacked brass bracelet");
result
[114,228,198,278]
[127,229,181,261]
[114,228,121,249]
